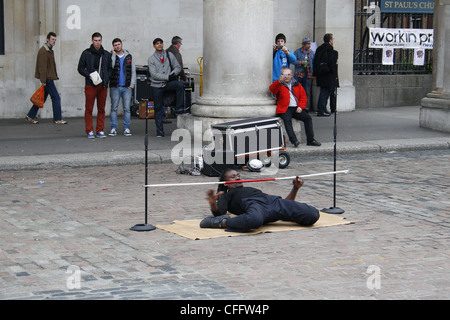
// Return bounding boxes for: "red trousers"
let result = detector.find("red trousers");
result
[84,85,108,134]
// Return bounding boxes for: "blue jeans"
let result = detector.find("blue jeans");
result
[110,87,132,131]
[27,80,62,121]
[295,76,311,98]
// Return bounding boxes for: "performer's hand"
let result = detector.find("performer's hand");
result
[293,176,304,189]
[296,107,302,114]
[206,190,224,205]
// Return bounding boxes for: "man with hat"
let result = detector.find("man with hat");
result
[294,37,315,101]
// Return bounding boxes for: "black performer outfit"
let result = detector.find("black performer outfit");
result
[208,186,319,231]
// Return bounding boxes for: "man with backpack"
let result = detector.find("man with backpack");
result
[313,33,339,117]
[148,38,184,138]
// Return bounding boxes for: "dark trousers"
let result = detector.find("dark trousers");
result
[225,194,319,231]
[27,80,62,121]
[317,87,337,114]
[278,108,315,144]
[152,80,185,136]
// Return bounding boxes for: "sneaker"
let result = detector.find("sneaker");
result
[54,120,68,125]
[124,129,132,137]
[109,128,117,137]
[97,131,107,139]
[87,131,95,139]
[25,116,39,124]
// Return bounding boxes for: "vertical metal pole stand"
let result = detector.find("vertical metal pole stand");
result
[131,100,156,232]
[322,93,345,214]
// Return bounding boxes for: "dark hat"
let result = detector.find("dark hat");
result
[153,38,164,45]
[275,33,286,42]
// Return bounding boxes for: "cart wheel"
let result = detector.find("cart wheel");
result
[258,153,272,167]
[278,151,290,169]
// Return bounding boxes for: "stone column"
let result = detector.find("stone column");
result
[420,0,450,132]
[178,0,276,141]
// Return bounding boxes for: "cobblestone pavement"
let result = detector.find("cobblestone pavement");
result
[0,150,449,301]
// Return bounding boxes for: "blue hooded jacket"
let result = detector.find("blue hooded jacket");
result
[272,49,297,82]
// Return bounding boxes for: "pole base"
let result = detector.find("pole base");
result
[130,224,156,232]
[322,207,345,214]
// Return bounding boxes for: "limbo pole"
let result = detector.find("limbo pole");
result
[145,170,349,188]
[131,100,156,232]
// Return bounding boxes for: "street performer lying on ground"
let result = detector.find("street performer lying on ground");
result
[200,169,320,231]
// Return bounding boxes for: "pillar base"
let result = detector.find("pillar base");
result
[192,96,276,118]
[420,96,450,133]
[311,83,355,113]
[178,100,277,143]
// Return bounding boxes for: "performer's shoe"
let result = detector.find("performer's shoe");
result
[200,215,228,228]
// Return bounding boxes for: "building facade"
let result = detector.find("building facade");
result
[0,0,360,119]
[3,0,440,120]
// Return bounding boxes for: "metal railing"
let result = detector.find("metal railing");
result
[353,0,433,75]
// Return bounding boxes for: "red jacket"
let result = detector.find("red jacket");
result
[269,80,307,114]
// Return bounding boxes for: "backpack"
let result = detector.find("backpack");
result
[316,47,330,75]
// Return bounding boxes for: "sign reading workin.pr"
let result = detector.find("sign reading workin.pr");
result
[369,28,434,49]
[380,0,434,13]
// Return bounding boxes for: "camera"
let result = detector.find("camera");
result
[276,45,283,50]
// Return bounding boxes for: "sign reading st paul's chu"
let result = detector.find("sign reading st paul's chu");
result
[380,0,434,13]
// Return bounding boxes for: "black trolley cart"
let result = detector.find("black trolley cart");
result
[202,117,291,176]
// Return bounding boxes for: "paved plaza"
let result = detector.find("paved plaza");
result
[1,149,449,301]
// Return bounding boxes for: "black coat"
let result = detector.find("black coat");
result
[313,43,339,88]
[78,45,112,87]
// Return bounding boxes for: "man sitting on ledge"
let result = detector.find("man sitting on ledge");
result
[270,67,321,148]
